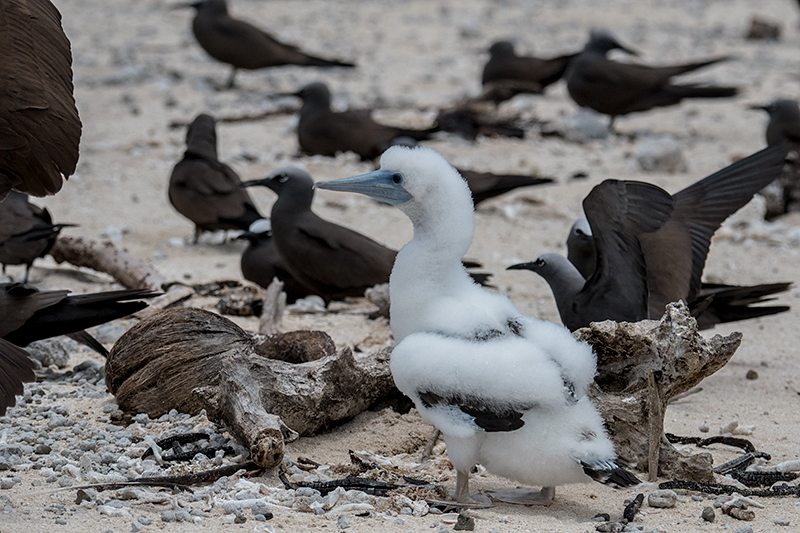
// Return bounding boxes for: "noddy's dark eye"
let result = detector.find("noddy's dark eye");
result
[391,173,403,184]
[534,258,545,267]
[575,228,585,237]
[277,174,289,183]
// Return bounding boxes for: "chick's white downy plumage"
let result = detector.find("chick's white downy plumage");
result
[316,146,638,504]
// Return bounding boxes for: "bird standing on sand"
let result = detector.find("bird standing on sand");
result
[0,0,81,199]
[177,0,355,88]
[237,218,315,303]
[169,114,263,242]
[565,29,737,128]
[316,146,639,505]
[479,41,578,104]
[290,82,438,160]
[512,143,791,331]
[0,191,74,282]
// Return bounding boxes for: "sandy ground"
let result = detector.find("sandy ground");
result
[4,0,800,531]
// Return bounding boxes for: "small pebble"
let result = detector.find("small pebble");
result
[0,478,16,490]
[745,370,758,380]
[734,527,753,533]
[394,518,405,525]
[595,522,624,533]
[131,521,143,532]
[54,517,67,525]
[698,422,710,433]
[337,513,350,529]
[647,489,677,508]
[234,514,246,524]
[34,444,52,455]
[161,511,175,523]
[138,517,153,526]
[701,506,715,522]
[774,518,790,526]
[593,513,611,522]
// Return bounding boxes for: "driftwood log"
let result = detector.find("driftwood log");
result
[50,235,166,291]
[106,307,395,468]
[580,301,742,482]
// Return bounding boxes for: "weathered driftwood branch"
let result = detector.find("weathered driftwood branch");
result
[259,278,286,335]
[106,307,395,468]
[50,236,166,291]
[578,302,742,481]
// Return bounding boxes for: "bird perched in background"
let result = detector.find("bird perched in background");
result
[479,41,578,104]
[169,114,263,242]
[316,146,638,505]
[237,218,316,303]
[177,0,355,89]
[289,82,438,160]
[512,143,791,331]
[509,180,674,331]
[0,191,74,282]
[0,283,158,356]
[0,0,81,200]
[750,99,800,218]
[565,29,737,127]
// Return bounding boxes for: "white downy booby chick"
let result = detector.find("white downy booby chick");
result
[316,146,639,504]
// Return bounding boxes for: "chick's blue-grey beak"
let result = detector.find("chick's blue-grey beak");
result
[315,170,413,205]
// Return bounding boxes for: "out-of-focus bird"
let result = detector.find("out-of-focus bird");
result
[316,146,639,505]
[565,29,737,128]
[237,218,316,303]
[169,114,264,242]
[751,99,800,146]
[289,82,438,160]
[459,168,553,206]
[0,0,81,199]
[0,283,158,356]
[176,0,355,88]
[479,41,578,104]
[0,191,74,282]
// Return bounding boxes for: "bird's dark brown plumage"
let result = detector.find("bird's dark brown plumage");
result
[0,337,35,416]
[184,0,355,88]
[242,168,397,303]
[566,143,791,328]
[0,191,73,282]
[0,0,81,200]
[292,82,438,160]
[458,168,553,206]
[480,41,578,103]
[237,220,316,303]
[169,113,263,242]
[565,29,737,122]
[0,283,157,350]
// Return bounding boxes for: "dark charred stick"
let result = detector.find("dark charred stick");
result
[623,493,644,521]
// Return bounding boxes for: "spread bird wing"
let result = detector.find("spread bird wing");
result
[582,180,674,322]
[0,282,68,336]
[0,0,81,198]
[0,338,35,416]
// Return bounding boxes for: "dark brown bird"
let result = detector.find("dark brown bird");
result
[169,114,264,242]
[479,41,578,103]
[0,191,74,282]
[565,29,737,127]
[564,143,791,328]
[751,99,800,146]
[0,282,157,354]
[435,101,525,140]
[458,168,553,206]
[241,167,397,303]
[0,283,157,414]
[0,337,35,416]
[179,0,355,89]
[291,82,438,160]
[0,0,81,200]
[237,218,315,303]
[508,180,675,331]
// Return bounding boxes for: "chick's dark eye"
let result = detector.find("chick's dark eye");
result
[391,173,403,184]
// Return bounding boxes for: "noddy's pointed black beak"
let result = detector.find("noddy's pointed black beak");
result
[240,178,270,189]
[748,104,770,112]
[506,262,535,271]
[169,2,199,11]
